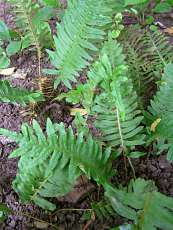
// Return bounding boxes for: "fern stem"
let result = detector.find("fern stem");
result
[15,212,60,229]
[54,208,92,213]
[38,48,41,76]
[116,109,136,178]
[127,156,136,179]
[52,208,92,217]
[21,2,41,75]
[116,109,128,177]
[116,109,125,150]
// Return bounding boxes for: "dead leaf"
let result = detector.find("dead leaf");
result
[150,118,161,132]
[164,27,173,36]
[11,69,27,79]
[34,221,49,229]
[57,175,95,203]
[70,108,88,116]
[0,67,15,76]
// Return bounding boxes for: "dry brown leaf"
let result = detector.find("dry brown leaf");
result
[57,175,95,203]
[70,108,88,116]
[34,221,49,229]
[164,27,173,36]
[0,67,15,76]
[150,118,161,132]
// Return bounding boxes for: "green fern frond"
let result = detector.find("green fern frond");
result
[9,0,53,75]
[105,178,173,230]
[58,38,145,154]
[0,118,112,210]
[45,0,117,89]
[148,63,173,161]
[9,0,40,48]
[0,80,44,105]
[93,92,145,150]
[88,38,145,154]
[122,28,172,101]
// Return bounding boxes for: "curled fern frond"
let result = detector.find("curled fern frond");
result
[0,118,112,210]
[0,80,44,105]
[45,0,117,89]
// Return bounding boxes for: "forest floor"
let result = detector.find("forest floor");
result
[0,1,173,230]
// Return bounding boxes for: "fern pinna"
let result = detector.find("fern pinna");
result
[45,0,120,89]
[0,118,112,210]
[149,63,173,161]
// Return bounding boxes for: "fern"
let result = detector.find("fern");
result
[105,178,173,230]
[0,80,44,105]
[88,38,145,155]
[58,38,145,155]
[45,0,118,89]
[121,27,173,102]
[148,63,173,161]
[9,0,52,75]
[57,37,129,112]
[0,118,112,210]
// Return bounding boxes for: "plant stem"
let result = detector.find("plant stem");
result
[52,208,92,216]
[127,156,136,179]
[15,211,60,230]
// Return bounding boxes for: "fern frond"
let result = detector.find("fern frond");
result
[105,178,173,230]
[58,38,145,153]
[0,80,44,105]
[45,0,117,89]
[88,38,145,153]
[148,63,173,161]
[121,27,173,101]
[93,92,145,150]
[9,0,53,75]
[9,0,40,48]
[0,118,112,210]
